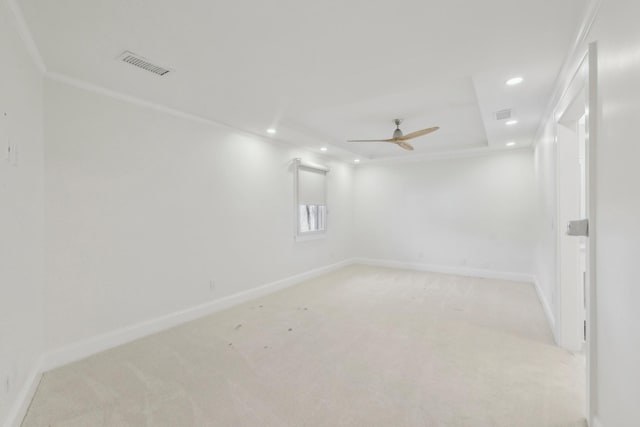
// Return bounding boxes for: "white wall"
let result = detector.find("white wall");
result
[587,3,640,425]
[533,1,640,425]
[0,0,45,423]
[43,79,355,351]
[353,150,537,279]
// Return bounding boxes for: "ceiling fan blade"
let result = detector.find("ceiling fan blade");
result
[398,126,440,141]
[398,141,414,150]
[347,139,393,143]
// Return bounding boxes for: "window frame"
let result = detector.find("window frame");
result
[293,158,329,242]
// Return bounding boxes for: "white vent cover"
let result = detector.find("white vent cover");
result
[117,51,171,76]
[495,108,512,121]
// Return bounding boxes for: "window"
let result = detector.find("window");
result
[298,204,326,233]
[294,159,329,239]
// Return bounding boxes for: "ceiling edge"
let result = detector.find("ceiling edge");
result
[359,145,534,166]
[6,0,46,73]
[44,71,355,165]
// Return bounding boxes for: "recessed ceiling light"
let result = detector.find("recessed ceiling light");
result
[506,142,516,147]
[506,77,524,86]
[266,128,276,134]
[320,147,328,152]
[354,158,360,163]
[505,120,518,126]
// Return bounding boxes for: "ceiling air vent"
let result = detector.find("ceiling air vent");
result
[117,51,171,76]
[495,108,512,121]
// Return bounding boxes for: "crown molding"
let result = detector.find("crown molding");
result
[46,71,229,128]
[44,71,351,166]
[44,71,536,167]
[533,0,602,146]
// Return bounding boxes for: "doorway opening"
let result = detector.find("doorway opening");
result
[557,103,587,353]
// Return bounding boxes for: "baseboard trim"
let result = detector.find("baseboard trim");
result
[41,258,355,372]
[533,276,557,343]
[3,356,43,427]
[354,258,534,283]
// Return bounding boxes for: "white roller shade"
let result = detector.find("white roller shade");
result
[298,166,326,205]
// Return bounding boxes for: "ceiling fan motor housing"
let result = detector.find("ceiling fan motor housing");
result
[392,118,404,139]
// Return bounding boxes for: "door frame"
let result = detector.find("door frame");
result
[553,43,598,423]
[555,111,585,353]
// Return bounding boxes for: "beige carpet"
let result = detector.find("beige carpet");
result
[22,265,586,426]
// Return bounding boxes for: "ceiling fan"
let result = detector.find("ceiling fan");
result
[347,119,440,150]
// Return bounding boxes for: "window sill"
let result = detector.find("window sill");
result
[295,232,326,242]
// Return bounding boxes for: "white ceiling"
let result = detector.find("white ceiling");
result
[19,0,587,161]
